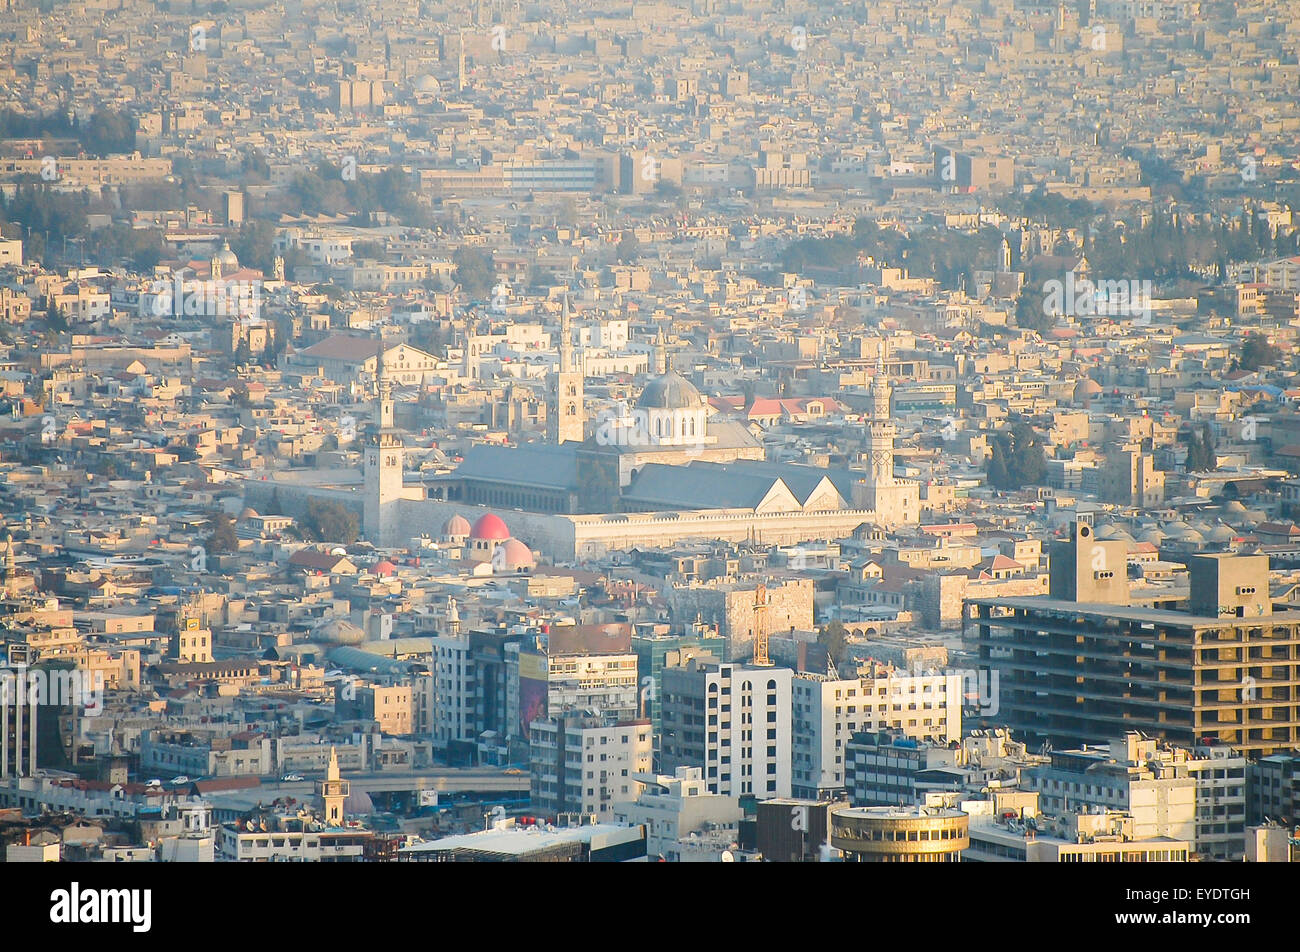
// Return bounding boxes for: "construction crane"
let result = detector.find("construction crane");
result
[752,584,771,666]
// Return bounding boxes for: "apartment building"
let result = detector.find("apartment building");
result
[660,659,793,798]
[968,516,1300,755]
[530,715,652,821]
[612,766,743,861]
[1021,734,1199,852]
[791,672,962,799]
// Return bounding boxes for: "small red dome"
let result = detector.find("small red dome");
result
[443,514,471,537]
[470,513,510,541]
[495,538,536,570]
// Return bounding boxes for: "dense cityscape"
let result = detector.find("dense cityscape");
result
[0,0,1298,884]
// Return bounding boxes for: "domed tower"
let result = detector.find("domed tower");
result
[211,240,239,280]
[467,512,510,562]
[636,329,708,446]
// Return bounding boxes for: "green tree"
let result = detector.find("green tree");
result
[205,511,239,555]
[303,499,359,544]
[986,423,1045,490]
[1239,333,1280,371]
[453,246,495,299]
[1185,425,1217,472]
[616,230,641,264]
[818,620,849,666]
[1014,291,1055,334]
[43,295,68,333]
[228,220,278,275]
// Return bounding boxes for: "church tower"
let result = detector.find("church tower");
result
[316,746,350,827]
[549,293,584,444]
[364,336,404,547]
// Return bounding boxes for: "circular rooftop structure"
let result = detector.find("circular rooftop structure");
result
[637,370,703,411]
[495,538,536,571]
[443,514,472,537]
[311,617,366,646]
[213,240,239,272]
[470,513,511,541]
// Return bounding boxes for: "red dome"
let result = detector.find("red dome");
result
[495,538,536,570]
[374,560,396,576]
[470,513,510,541]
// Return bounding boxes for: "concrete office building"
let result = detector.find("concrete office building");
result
[968,516,1300,754]
[1186,741,1249,861]
[1248,751,1300,825]
[965,807,1192,863]
[613,766,743,861]
[530,715,652,821]
[660,659,793,798]
[517,625,640,741]
[791,672,962,799]
[756,797,837,862]
[631,627,726,741]
[1021,733,1200,853]
[843,729,961,807]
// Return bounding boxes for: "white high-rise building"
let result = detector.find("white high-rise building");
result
[430,599,474,752]
[661,660,793,799]
[792,673,963,799]
[531,715,652,821]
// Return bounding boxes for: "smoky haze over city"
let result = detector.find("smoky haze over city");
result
[0,0,1297,904]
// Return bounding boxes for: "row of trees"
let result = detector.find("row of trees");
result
[0,108,136,155]
[281,161,436,228]
[203,499,359,559]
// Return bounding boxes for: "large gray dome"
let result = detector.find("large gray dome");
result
[213,240,239,272]
[311,617,366,646]
[637,370,702,410]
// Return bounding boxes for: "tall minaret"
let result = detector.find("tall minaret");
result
[364,334,404,546]
[549,293,584,444]
[457,31,466,92]
[854,350,917,525]
[653,324,668,375]
[866,354,895,492]
[316,746,350,827]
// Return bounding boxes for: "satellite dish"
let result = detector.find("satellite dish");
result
[720,850,735,863]
[330,546,347,556]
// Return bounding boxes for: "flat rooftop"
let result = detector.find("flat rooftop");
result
[398,822,640,857]
[965,595,1300,628]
